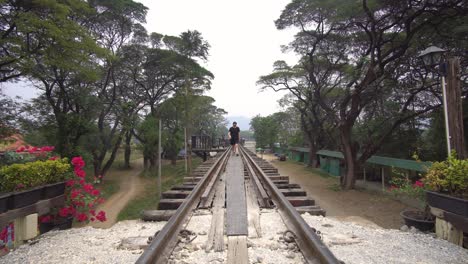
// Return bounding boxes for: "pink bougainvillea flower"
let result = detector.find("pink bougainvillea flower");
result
[66,179,75,187]
[74,168,86,178]
[90,218,95,222]
[83,183,94,193]
[40,146,55,152]
[91,189,100,197]
[59,207,69,217]
[77,213,88,222]
[79,179,85,185]
[71,189,81,199]
[96,211,107,222]
[67,206,77,216]
[90,210,96,216]
[49,156,59,161]
[28,147,38,153]
[15,146,25,152]
[413,180,424,188]
[71,156,85,168]
[39,215,53,223]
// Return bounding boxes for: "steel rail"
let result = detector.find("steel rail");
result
[199,149,230,208]
[136,148,230,264]
[240,152,272,208]
[239,146,341,264]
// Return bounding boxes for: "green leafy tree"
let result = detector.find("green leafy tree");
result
[269,0,467,189]
[250,115,279,149]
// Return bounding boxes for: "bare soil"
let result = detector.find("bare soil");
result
[264,154,412,229]
[89,159,146,228]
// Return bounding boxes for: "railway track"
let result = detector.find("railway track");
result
[137,146,341,264]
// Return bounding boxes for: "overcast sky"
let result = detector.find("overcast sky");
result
[2,0,298,119]
[139,0,298,118]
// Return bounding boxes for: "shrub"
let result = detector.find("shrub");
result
[424,152,468,199]
[0,158,71,192]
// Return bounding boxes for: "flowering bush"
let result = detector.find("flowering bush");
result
[388,168,426,203]
[56,156,107,223]
[0,158,71,192]
[0,145,56,166]
[424,152,468,199]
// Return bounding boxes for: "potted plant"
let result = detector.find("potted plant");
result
[424,152,468,217]
[0,157,71,210]
[38,156,106,234]
[388,168,435,231]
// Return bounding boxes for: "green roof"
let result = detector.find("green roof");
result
[289,148,432,172]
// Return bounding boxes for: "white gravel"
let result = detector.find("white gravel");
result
[1,213,467,264]
[302,214,468,264]
[0,220,166,264]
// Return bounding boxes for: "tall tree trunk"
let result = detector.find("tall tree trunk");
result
[124,131,132,169]
[308,143,318,168]
[340,126,357,190]
[99,134,124,178]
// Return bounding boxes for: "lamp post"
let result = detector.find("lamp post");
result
[419,46,466,158]
[418,46,451,156]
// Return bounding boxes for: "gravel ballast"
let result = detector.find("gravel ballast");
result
[1,220,166,264]
[1,215,467,263]
[302,214,468,264]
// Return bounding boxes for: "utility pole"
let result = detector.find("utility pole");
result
[446,58,466,159]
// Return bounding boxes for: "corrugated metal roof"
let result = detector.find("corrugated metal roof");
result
[289,148,432,172]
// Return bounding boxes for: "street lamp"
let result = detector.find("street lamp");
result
[418,46,451,155]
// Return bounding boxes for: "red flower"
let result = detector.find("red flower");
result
[66,179,75,187]
[90,210,96,216]
[39,215,53,223]
[49,156,59,161]
[74,168,86,178]
[413,180,424,188]
[71,189,81,199]
[77,213,88,222]
[67,206,76,216]
[40,146,55,152]
[59,207,69,217]
[83,184,94,193]
[16,146,25,152]
[96,211,106,222]
[79,179,85,185]
[28,147,38,153]
[71,156,85,168]
[91,189,100,197]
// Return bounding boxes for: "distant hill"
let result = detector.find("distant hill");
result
[226,116,251,130]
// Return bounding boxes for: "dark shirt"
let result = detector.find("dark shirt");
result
[229,126,240,139]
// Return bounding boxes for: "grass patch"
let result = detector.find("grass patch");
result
[304,167,335,178]
[109,148,143,169]
[99,179,120,200]
[327,183,342,192]
[117,158,203,221]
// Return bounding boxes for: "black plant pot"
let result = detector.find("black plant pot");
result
[426,191,468,217]
[0,192,11,214]
[42,181,66,200]
[9,186,44,209]
[401,210,435,231]
[54,216,73,230]
[39,221,55,234]
[39,216,73,234]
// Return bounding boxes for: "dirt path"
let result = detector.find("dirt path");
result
[90,159,146,229]
[263,154,412,229]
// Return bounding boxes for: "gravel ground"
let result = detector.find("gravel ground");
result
[0,220,166,264]
[303,214,468,264]
[1,214,467,264]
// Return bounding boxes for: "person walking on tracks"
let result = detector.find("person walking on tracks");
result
[228,121,240,156]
